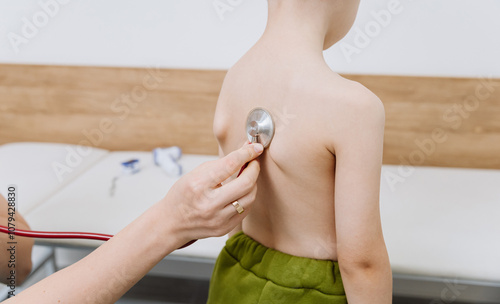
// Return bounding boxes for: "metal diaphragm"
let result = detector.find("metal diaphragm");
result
[246,107,275,148]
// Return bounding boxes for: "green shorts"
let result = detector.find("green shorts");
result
[207,231,347,304]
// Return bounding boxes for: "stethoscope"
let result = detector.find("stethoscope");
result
[0,108,276,249]
[246,107,275,149]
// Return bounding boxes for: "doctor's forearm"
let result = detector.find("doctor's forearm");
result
[6,202,182,304]
[3,144,261,303]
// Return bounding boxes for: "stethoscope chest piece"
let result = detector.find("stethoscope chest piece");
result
[246,107,275,148]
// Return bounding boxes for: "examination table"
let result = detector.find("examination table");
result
[0,142,498,302]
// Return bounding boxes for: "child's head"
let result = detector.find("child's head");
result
[323,0,361,49]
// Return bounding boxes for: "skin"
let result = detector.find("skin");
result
[4,143,263,303]
[213,0,392,303]
[0,195,34,285]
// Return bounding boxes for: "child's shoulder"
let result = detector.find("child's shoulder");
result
[308,70,386,154]
[313,70,385,120]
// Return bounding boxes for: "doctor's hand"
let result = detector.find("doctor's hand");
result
[4,143,264,304]
[162,142,264,247]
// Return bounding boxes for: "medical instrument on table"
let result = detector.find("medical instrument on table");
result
[109,159,141,197]
[153,146,183,177]
[110,147,183,197]
[0,109,274,249]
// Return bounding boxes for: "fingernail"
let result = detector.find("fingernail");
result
[254,144,264,153]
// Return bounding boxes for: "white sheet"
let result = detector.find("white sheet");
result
[7,142,500,282]
[380,165,500,282]
[25,151,225,258]
[0,142,108,215]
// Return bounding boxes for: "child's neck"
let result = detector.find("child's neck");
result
[254,1,339,64]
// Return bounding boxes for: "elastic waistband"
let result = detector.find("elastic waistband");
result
[224,231,345,296]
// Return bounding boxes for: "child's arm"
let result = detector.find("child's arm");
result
[332,91,392,303]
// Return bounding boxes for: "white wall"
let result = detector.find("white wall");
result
[0,0,499,78]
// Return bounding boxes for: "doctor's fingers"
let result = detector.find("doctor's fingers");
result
[211,159,260,209]
[208,185,258,236]
[207,143,264,188]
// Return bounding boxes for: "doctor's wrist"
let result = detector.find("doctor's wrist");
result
[143,201,187,256]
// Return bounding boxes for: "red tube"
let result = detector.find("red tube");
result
[237,162,249,177]
[0,225,112,241]
[0,225,195,249]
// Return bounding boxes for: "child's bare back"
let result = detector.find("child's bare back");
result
[214,42,384,261]
[210,1,392,302]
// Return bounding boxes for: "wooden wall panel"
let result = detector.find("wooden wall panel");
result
[1,64,499,169]
[345,75,500,169]
[0,64,225,155]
